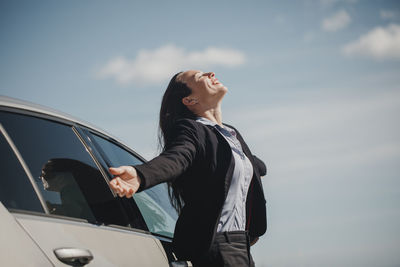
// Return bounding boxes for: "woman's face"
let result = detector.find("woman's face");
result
[178,70,227,107]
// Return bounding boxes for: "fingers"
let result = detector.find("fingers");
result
[109,166,138,198]
[125,188,134,198]
[109,166,135,180]
[109,166,125,175]
[109,178,124,196]
[109,177,135,198]
[111,179,125,197]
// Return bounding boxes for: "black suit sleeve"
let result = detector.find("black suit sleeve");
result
[252,155,267,176]
[134,119,200,191]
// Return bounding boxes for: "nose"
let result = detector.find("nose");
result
[206,72,215,78]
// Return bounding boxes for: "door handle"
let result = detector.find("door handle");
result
[170,261,192,267]
[54,247,93,266]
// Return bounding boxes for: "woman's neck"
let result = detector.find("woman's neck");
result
[198,105,223,126]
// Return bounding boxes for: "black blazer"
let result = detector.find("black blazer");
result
[135,118,267,260]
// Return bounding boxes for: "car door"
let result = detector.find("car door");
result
[79,127,191,266]
[0,110,169,267]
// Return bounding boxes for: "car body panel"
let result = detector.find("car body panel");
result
[14,212,169,266]
[0,203,53,266]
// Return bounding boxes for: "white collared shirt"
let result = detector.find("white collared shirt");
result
[196,117,253,232]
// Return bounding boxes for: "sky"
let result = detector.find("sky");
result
[1,0,400,266]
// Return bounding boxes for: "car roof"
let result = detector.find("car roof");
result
[0,95,128,147]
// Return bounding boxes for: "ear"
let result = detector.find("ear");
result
[182,97,198,106]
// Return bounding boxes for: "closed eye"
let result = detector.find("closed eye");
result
[196,72,204,81]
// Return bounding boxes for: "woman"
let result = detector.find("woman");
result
[109,70,267,266]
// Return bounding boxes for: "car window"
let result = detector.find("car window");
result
[0,126,44,213]
[0,111,130,226]
[88,132,178,238]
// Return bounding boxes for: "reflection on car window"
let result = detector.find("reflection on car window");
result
[0,128,44,213]
[0,111,130,226]
[89,132,178,238]
[39,158,96,222]
[133,185,178,237]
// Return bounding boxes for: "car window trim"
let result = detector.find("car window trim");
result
[0,123,49,214]
[0,106,131,151]
[82,127,148,163]
[0,106,76,128]
[71,126,118,198]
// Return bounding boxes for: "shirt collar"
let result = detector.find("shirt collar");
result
[196,117,235,135]
[196,117,219,127]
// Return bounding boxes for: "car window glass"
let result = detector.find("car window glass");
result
[0,128,44,213]
[89,132,178,238]
[0,111,130,226]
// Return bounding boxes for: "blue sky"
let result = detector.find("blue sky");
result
[1,0,400,266]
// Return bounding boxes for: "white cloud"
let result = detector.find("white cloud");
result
[343,24,400,60]
[322,10,351,32]
[97,44,246,86]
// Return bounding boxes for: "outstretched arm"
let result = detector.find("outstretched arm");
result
[109,119,201,198]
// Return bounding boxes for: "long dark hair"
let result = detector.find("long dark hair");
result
[159,72,195,213]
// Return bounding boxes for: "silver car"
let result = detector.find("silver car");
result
[0,96,191,266]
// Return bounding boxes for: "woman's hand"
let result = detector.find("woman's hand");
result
[109,166,141,198]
